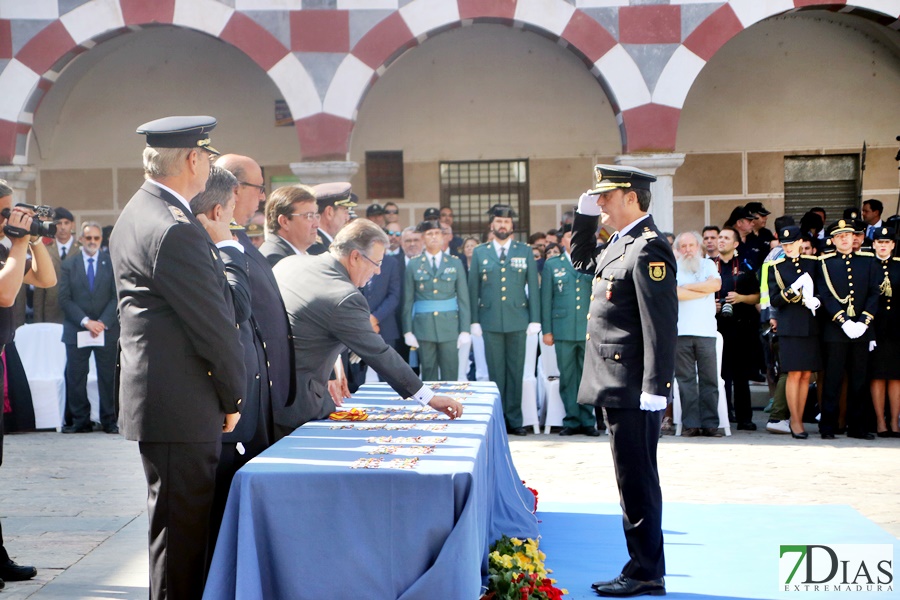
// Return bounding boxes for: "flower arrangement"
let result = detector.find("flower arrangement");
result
[522,481,539,514]
[483,535,567,599]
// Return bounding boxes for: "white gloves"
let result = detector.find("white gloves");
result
[640,392,667,411]
[470,323,483,337]
[457,331,471,348]
[790,273,813,294]
[841,321,867,340]
[403,332,419,348]
[869,340,877,352]
[802,296,820,315]
[577,192,602,216]
[856,323,868,338]
[526,323,542,336]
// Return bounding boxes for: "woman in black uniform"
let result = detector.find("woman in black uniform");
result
[768,226,822,439]
[868,227,900,437]
[0,182,56,589]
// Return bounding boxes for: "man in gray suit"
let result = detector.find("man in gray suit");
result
[273,219,463,436]
[109,116,245,600]
[259,184,319,266]
[59,221,118,434]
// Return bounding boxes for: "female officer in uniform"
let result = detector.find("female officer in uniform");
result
[868,227,900,437]
[767,225,821,439]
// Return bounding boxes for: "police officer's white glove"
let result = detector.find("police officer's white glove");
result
[855,323,868,338]
[404,332,419,348]
[577,192,602,216]
[457,331,471,348]
[526,322,541,336]
[790,273,813,294]
[639,392,667,411]
[841,321,862,340]
[869,340,877,352]
[801,296,820,314]
[470,323,483,337]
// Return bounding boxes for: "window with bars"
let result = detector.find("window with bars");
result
[439,160,530,241]
[784,154,860,222]
[366,151,404,199]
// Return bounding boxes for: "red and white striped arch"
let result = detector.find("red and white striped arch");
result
[0,0,897,165]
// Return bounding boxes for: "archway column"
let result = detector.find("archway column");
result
[0,165,37,202]
[290,161,359,186]
[616,153,684,234]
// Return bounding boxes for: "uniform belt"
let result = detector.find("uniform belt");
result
[413,298,458,314]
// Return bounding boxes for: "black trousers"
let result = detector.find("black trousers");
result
[605,407,666,581]
[821,341,869,436]
[140,441,219,600]
[65,342,117,429]
[719,324,757,423]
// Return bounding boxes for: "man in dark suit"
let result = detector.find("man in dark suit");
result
[58,221,119,434]
[272,219,463,433]
[258,184,319,266]
[307,182,355,255]
[571,165,676,598]
[110,116,246,600]
[362,253,401,362]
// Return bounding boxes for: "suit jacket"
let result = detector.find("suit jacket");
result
[540,253,592,342]
[273,253,424,430]
[306,228,332,256]
[109,181,246,443]
[816,251,880,343]
[873,256,900,340]
[401,253,470,342]
[33,240,80,324]
[468,240,540,333]
[570,213,677,409]
[362,254,401,343]
[58,249,119,346]
[259,235,296,268]
[767,255,819,338]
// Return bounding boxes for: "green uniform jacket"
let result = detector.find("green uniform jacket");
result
[401,253,471,343]
[540,253,592,342]
[468,240,540,333]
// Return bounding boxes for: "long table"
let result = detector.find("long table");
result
[204,381,539,600]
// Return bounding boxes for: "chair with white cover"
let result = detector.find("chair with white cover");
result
[537,337,566,434]
[456,337,472,382]
[470,334,490,381]
[520,332,540,433]
[672,332,731,436]
[14,323,67,430]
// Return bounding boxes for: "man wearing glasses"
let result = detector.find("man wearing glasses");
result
[259,184,319,266]
[308,182,356,254]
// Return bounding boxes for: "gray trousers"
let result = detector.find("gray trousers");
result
[675,336,719,428]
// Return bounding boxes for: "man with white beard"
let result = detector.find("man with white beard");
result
[674,232,723,437]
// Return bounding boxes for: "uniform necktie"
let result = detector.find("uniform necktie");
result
[432,256,438,274]
[867,225,875,239]
[609,232,619,245]
[60,246,67,260]
[87,257,95,292]
[500,248,506,263]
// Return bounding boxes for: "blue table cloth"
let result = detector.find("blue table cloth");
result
[204,381,539,600]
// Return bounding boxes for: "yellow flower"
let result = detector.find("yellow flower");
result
[510,538,523,547]
[562,589,569,595]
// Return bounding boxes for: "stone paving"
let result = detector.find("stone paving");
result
[0,405,898,598]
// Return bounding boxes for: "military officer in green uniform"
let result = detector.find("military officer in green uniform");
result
[540,224,599,436]
[402,220,471,381]
[468,205,541,435]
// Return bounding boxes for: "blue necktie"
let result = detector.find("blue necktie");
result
[867,225,875,239]
[87,257,95,292]
[609,232,620,245]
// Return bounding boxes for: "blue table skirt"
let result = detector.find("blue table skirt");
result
[204,382,538,600]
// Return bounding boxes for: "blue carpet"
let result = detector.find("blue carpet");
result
[536,502,899,599]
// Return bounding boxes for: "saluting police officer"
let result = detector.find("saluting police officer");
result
[401,220,471,381]
[816,219,880,440]
[868,227,900,437]
[571,165,675,598]
[539,223,598,436]
[468,205,541,436]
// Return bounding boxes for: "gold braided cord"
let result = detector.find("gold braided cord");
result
[880,272,892,298]
[821,259,855,317]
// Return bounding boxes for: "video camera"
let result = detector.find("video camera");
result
[1,203,57,238]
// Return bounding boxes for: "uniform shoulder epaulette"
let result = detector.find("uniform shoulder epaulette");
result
[856,251,874,257]
[641,228,658,240]
[167,205,190,224]
[800,255,817,259]
[820,253,837,261]
[770,257,785,265]
[892,257,900,262]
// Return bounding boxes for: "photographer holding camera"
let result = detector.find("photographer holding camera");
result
[0,179,56,589]
[714,226,761,431]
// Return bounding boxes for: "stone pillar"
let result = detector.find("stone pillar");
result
[616,153,685,234]
[0,165,37,203]
[290,161,359,185]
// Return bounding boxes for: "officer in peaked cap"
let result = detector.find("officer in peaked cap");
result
[366,203,387,228]
[468,203,541,436]
[571,164,675,597]
[868,226,900,436]
[423,207,441,221]
[110,115,246,600]
[817,218,880,441]
[307,182,357,255]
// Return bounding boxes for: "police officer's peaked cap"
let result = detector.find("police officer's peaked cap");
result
[778,225,802,244]
[851,219,866,233]
[872,226,896,241]
[313,182,357,209]
[587,164,657,195]
[245,223,264,238]
[827,219,855,236]
[136,116,219,154]
[487,204,517,219]
[416,220,441,234]
[842,207,860,221]
[366,203,385,217]
[423,207,440,220]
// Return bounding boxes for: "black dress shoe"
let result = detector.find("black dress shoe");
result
[104,425,119,434]
[0,558,37,581]
[876,430,891,438]
[591,574,665,597]
[702,427,723,437]
[848,431,875,440]
[891,431,900,438]
[509,427,528,437]
[0,577,5,589]
[559,426,580,436]
[737,422,757,431]
[790,428,808,440]
[581,426,602,437]
[61,425,91,434]
[821,432,836,440]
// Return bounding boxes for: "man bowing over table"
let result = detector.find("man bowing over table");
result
[272,218,463,434]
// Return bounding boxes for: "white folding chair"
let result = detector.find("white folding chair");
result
[521,332,540,433]
[14,323,67,430]
[673,333,731,436]
[537,338,566,434]
[456,337,472,381]
[471,334,489,381]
